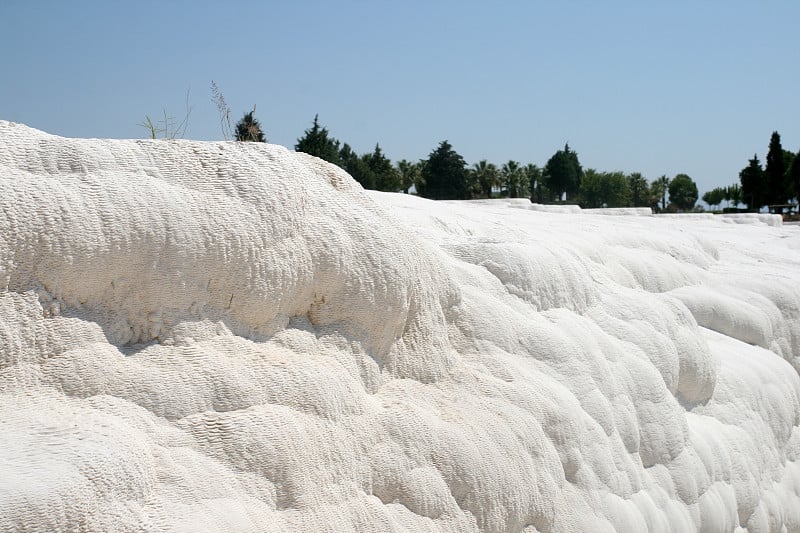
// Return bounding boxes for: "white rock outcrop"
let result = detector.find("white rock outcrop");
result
[1,121,799,532]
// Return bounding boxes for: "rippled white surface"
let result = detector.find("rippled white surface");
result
[1,122,799,532]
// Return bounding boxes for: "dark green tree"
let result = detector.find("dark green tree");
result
[739,154,766,211]
[577,169,601,207]
[579,170,630,208]
[668,174,698,211]
[788,148,800,201]
[543,143,582,201]
[339,143,375,189]
[418,140,468,200]
[627,172,650,207]
[765,131,787,205]
[235,108,266,142]
[295,114,341,166]
[364,144,400,192]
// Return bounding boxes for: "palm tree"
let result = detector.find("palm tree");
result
[397,159,422,194]
[726,184,742,209]
[524,164,540,201]
[658,175,669,210]
[471,160,500,198]
[627,172,650,207]
[502,160,525,198]
[650,175,669,211]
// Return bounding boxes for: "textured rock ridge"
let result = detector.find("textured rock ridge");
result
[1,121,799,532]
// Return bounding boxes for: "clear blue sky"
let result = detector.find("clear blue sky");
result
[2,1,798,196]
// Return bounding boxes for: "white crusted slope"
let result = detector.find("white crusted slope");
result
[1,121,800,532]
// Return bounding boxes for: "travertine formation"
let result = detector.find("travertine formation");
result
[1,121,799,532]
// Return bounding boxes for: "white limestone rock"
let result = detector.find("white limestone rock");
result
[1,121,799,532]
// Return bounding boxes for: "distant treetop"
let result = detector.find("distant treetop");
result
[295,114,341,166]
[235,108,266,142]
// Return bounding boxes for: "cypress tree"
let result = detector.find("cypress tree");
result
[418,140,468,200]
[765,131,787,206]
[788,148,800,202]
[295,115,342,166]
[739,154,766,211]
[365,144,400,192]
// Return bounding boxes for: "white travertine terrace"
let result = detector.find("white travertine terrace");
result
[1,121,799,532]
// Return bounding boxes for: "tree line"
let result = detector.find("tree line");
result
[233,109,800,213]
[291,115,708,211]
[701,131,800,213]
[736,131,800,212]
